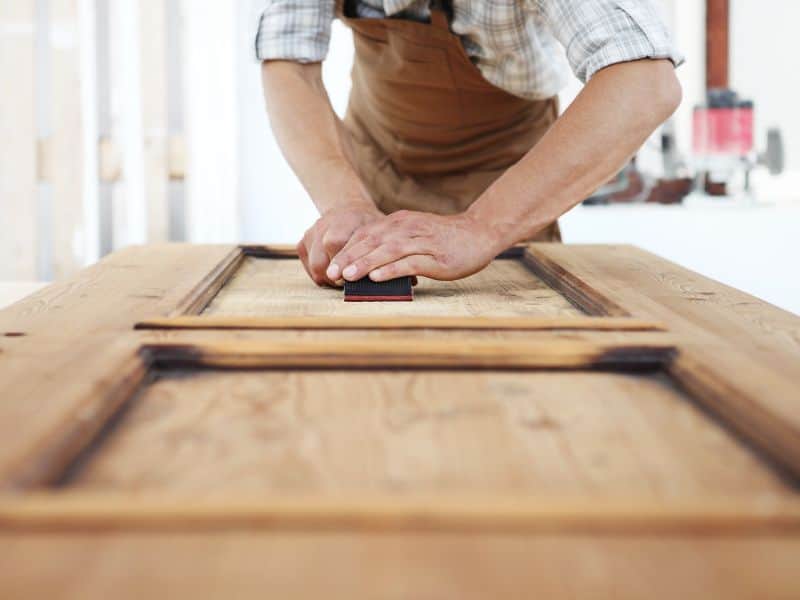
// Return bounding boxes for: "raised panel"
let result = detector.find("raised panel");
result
[62,367,791,498]
[203,255,585,318]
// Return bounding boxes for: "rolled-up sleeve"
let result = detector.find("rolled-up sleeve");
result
[540,0,684,83]
[255,0,335,63]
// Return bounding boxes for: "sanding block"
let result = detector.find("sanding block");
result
[344,276,414,302]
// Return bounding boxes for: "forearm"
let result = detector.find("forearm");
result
[261,60,374,214]
[469,59,682,248]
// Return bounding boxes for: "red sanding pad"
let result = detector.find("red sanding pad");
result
[344,276,414,302]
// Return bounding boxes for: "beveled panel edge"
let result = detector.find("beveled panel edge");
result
[135,315,667,332]
[1,493,798,535]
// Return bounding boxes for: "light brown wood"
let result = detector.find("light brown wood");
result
[0,245,237,489]
[2,532,799,600]
[143,337,674,369]
[202,255,586,318]
[63,369,789,498]
[527,245,800,480]
[137,315,665,331]
[523,249,628,316]
[3,494,799,534]
[1,243,799,598]
[526,245,800,367]
[169,246,244,316]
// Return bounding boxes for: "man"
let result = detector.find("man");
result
[257,0,682,286]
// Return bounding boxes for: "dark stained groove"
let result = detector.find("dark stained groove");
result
[169,247,245,317]
[4,354,151,492]
[594,346,677,370]
[522,249,629,317]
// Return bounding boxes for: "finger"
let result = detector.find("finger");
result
[307,238,332,287]
[322,228,351,260]
[335,217,393,256]
[296,237,315,281]
[322,228,355,281]
[330,232,384,281]
[337,238,424,282]
[369,255,439,281]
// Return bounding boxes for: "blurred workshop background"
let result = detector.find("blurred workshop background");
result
[1,0,798,313]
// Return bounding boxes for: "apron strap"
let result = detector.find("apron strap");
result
[429,0,452,31]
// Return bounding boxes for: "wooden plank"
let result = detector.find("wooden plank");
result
[144,338,675,369]
[0,245,237,489]
[523,248,629,316]
[0,243,798,597]
[669,351,800,484]
[2,495,799,534]
[168,246,243,316]
[526,244,800,480]
[137,315,665,331]
[0,0,38,280]
[1,531,799,599]
[523,245,800,374]
[62,368,788,497]
[202,255,586,318]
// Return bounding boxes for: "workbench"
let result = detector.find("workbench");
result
[0,243,798,599]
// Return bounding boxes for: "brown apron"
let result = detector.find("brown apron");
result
[338,0,561,241]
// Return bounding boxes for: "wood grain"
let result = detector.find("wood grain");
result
[1,243,800,598]
[523,249,629,316]
[169,246,244,316]
[142,337,675,369]
[137,315,665,331]
[202,256,585,318]
[527,244,800,480]
[0,244,237,489]
[2,532,799,600]
[2,494,799,534]
[526,245,800,368]
[64,369,790,497]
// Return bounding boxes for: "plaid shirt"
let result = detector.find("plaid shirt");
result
[255,0,682,100]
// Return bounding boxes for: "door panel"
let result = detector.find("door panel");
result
[62,368,791,497]
[202,255,585,318]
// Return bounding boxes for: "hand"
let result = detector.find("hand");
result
[298,204,383,286]
[326,210,503,283]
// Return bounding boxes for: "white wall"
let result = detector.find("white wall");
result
[238,4,353,243]
[730,0,798,172]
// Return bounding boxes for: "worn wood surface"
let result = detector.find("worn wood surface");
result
[526,245,800,480]
[0,243,799,598]
[526,245,800,368]
[203,255,585,318]
[65,369,789,497]
[138,314,664,331]
[2,532,799,600]
[4,495,800,534]
[0,245,234,488]
[142,337,674,369]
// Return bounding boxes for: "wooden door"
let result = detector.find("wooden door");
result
[1,243,798,599]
